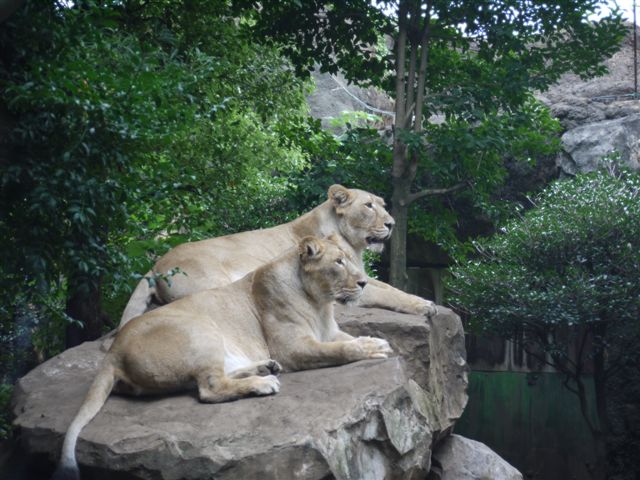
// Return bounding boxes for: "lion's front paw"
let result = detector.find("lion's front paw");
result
[355,336,393,359]
[411,297,437,317]
[251,375,280,396]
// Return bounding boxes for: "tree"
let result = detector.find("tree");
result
[234,0,626,289]
[0,0,314,353]
[447,167,640,475]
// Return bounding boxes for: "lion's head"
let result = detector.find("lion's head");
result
[298,235,368,305]
[328,185,395,253]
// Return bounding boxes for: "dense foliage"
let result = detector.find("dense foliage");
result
[448,168,640,435]
[0,0,317,375]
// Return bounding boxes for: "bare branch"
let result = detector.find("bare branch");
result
[522,344,562,372]
[393,4,408,127]
[412,7,430,135]
[403,102,415,126]
[392,3,409,179]
[402,181,468,205]
[405,44,417,129]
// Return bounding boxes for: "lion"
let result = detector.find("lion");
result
[53,236,393,480]
[119,184,436,328]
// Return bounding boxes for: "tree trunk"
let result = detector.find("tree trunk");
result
[389,176,410,289]
[387,1,432,289]
[65,276,109,348]
[388,2,409,289]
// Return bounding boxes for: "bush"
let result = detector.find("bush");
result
[448,168,640,435]
[449,169,640,334]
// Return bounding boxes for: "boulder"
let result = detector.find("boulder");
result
[429,434,523,480]
[557,113,640,175]
[12,307,469,480]
[533,24,640,175]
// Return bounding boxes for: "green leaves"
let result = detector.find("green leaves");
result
[449,168,640,340]
[0,0,317,361]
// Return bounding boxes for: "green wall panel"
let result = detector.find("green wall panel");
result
[455,371,600,480]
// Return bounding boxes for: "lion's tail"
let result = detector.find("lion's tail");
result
[51,361,116,480]
[99,271,155,352]
[120,271,155,328]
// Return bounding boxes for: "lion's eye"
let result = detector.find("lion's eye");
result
[365,202,373,209]
[336,258,345,266]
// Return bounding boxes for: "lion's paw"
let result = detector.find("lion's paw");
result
[411,297,437,317]
[256,359,282,376]
[355,336,393,359]
[252,375,280,396]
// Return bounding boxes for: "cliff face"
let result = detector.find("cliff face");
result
[537,24,640,174]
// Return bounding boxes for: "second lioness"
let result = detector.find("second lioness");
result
[53,236,392,479]
[120,184,435,327]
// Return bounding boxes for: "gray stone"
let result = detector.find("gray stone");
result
[531,24,640,175]
[429,434,523,480]
[12,307,469,480]
[557,113,640,175]
[337,305,469,443]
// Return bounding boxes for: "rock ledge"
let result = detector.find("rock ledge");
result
[12,307,469,480]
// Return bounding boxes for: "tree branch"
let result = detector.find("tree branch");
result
[405,44,417,129]
[521,343,562,373]
[412,5,431,135]
[402,181,468,205]
[407,3,431,183]
[403,102,415,127]
[392,3,408,180]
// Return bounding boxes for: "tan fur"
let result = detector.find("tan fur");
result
[119,184,435,328]
[54,237,392,477]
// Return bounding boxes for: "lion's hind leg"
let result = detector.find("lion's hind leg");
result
[196,369,280,403]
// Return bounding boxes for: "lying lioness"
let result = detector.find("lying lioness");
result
[119,184,436,327]
[53,236,393,480]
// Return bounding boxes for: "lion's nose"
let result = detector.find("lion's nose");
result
[357,279,368,289]
[385,221,395,230]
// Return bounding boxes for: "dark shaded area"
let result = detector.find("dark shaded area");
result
[456,371,599,480]
[606,361,640,480]
[0,445,54,480]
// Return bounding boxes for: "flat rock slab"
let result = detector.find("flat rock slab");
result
[12,307,470,480]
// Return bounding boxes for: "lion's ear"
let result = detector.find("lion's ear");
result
[326,232,340,243]
[299,236,325,262]
[328,184,354,211]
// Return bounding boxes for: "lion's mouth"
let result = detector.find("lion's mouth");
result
[366,236,387,245]
[336,291,361,305]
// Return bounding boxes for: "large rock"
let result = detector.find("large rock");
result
[429,434,523,480]
[534,24,640,175]
[12,307,469,480]
[557,113,640,175]
[538,25,640,127]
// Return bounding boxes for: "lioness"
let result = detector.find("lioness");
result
[53,236,392,479]
[119,184,435,327]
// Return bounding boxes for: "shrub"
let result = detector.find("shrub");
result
[448,168,640,435]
